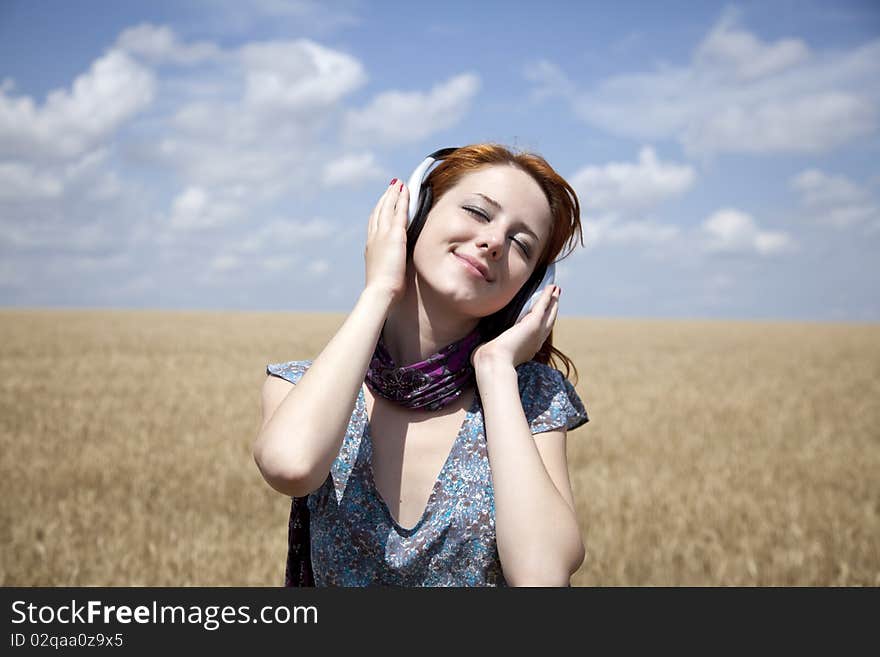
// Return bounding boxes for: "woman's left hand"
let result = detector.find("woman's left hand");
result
[470,284,561,370]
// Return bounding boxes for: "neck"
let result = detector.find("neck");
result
[381,264,480,367]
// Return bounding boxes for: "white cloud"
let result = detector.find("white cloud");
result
[342,73,480,146]
[116,23,221,64]
[0,147,127,204]
[209,253,243,273]
[790,169,880,230]
[562,10,880,156]
[0,49,155,160]
[681,92,875,155]
[791,169,867,207]
[306,259,330,277]
[146,36,368,197]
[85,170,123,201]
[63,147,109,180]
[102,28,378,266]
[195,0,361,35]
[701,208,794,255]
[569,147,691,250]
[0,218,118,253]
[236,217,338,254]
[706,273,734,291]
[262,255,296,272]
[611,31,645,56]
[240,39,367,114]
[322,152,387,187]
[157,134,313,195]
[523,60,576,102]
[582,213,680,250]
[694,7,809,81]
[606,219,680,244]
[71,252,132,272]
[0,162,63,199]
[168,186,242,231]
[569,146,695,213]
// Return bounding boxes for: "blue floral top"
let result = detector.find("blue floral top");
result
[265,359,589,587]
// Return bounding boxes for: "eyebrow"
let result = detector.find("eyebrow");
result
[470,193,541,240]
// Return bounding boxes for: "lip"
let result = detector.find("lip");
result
[454,252,490,281]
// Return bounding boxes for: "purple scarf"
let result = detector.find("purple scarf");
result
[364,324,483,411]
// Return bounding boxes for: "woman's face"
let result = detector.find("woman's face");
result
[411,163,553,319]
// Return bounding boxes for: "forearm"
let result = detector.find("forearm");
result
[255,286,394,495]
[475,357,584,586]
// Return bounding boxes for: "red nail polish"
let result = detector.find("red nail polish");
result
[399,182,404,191]
[390,178,397,186]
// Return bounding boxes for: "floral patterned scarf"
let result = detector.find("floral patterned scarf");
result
[364,324,483,411]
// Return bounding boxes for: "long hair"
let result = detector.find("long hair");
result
[405,143,585,385]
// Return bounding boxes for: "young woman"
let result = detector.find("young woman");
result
[254,143,589,587]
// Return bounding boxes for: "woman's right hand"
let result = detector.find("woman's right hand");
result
[364,179,410,305]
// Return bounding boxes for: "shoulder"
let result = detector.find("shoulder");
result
[515,359,561,384]
[260,360,314,435]
[514,360,590,435]
[265,359,314,386]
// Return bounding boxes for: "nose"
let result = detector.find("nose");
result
[477,225,506,259]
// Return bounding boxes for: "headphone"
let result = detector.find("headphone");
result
[403,147,557,327]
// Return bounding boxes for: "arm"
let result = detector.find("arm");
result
[475,354,586,587]
[253,286,394,497]
[254,179,409,497]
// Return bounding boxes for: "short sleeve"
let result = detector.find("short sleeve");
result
[266,360,313,385]
[516,361,590,435]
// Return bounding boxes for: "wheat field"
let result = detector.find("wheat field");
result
[1,308,877,586]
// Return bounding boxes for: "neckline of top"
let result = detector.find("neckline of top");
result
[358,383,481,534]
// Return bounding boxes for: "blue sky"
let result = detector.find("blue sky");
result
[1,0,878,321]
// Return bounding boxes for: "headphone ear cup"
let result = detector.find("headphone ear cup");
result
[416,184,432,227]
[406,184,433,260]
[515,261,556,323]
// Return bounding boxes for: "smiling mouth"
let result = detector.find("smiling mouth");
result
[454,253,489,281]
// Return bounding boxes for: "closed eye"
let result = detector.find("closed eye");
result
[463,206,531,258]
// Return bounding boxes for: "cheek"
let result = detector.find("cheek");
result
[410,235,441,272]
[504,265,540,302]
[491,268,532,306]
[411,220,444,256]
[509,263,534,290]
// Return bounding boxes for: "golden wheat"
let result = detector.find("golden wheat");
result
[1,309,877,585]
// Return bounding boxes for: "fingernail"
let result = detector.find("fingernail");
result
[399,182,404,191]
[390,178,397,186]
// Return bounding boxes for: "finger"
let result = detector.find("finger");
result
[395,182,409,228]
[520,285,551,323]
[375,179,398,233]
[368,204,377,239]
[541,284,556,313]
[547,288,560,326]
[541,291,559,338]
[542,286,560,322]
[369,181,394,237]
[382,179,406,231]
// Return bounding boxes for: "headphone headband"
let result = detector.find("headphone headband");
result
[406,148,458,225]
